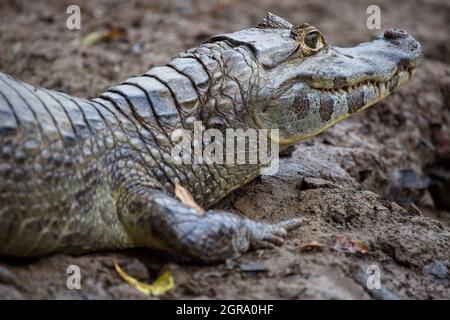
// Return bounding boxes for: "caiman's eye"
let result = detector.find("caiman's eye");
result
[305,32,320,49]
[290,24,327,57]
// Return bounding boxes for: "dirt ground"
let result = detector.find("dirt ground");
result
[0,0,449,299]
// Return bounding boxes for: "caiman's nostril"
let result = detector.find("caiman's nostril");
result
[384,29,408,39]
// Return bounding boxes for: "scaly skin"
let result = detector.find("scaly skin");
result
[0,14,422,262]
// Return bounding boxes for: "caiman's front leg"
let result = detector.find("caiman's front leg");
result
[116,177,302,263]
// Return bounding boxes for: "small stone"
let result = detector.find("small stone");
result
[423,260,448,279]
[239,261,268,272]
[406,203,422,216]
[279,145,295,158]
[122,259,149,281]
[299,177,335,190]
[131,43,142,55]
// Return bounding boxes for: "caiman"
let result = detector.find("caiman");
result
[0,13,423,262]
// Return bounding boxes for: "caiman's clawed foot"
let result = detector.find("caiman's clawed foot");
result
[247,217,303,250]
[121,188,303,263]
[169,210,303,263]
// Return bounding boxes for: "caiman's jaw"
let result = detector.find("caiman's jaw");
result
[281,64,415,144]
[238,14,424,145]
[205,13,423,145]
[304,28,422,117]
[281,29,421,144]
[310,66,415,99]
[308,61,416,117]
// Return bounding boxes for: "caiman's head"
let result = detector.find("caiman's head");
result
[209,13,423,145]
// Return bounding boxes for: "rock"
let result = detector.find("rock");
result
[279,145,296,158]
[239,261,267,272]
[388,170,431,207]
[121,259,149,281]
[423,260,448,279]
[406,203,423,216]
[298,177,337,190]
[353,266,400,300]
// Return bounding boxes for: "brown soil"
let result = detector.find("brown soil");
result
[0,0,449,299]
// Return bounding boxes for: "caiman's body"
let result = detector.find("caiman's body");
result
[0,14,422,262]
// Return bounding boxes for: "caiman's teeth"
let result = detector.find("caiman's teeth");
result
[317,72,409,95]
[379,82,387,96]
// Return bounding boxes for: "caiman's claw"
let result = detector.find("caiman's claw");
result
[247,217,303,250]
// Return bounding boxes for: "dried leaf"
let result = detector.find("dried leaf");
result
[333,235,369,254]
[298,240,327,252]
[114,261,174,296]
[174,181,205,214]
[75,27,126,47]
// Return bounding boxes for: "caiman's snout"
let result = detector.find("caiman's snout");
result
[381,28,423,72]
[258,25,423,144]
[383,28,408,39]
[272,28,423,96]
[301,28,423,91]
[383,28,409,39]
